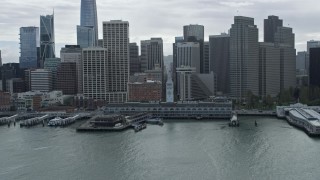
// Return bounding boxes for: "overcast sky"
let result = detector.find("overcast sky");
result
[1,0,319,64]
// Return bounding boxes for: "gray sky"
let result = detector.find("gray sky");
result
[0,0,319,64]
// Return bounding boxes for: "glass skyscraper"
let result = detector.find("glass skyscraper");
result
[40,14,55,67]
[19,27,40,69]
[78,0,98,47]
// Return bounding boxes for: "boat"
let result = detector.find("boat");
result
[48,117,63,126]
[229,114,239,127]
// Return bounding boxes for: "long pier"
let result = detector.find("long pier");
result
[20,115,50,127]
[0,115,18,126]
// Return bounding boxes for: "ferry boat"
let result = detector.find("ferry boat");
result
[229,113,239,127]
[48,117,63,126]
[287,108,320,136]
[146,118,164,126]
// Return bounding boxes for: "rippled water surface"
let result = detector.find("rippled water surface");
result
[1,117,320,180]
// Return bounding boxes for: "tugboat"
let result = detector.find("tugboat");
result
[229,113,239,127]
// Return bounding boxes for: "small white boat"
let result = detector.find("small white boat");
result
[48,117,63,126]
[229,114,239,127]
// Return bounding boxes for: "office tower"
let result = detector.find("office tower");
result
[209,33,230,94]
[274,27,295,48]
[176,42,200,73]
[19,27,39,69]
[183,24,205,73]
[80,0,98,46]
[203,41,210,74]
[307,40,320,74]
[264,15,283,43]
[44,58,61,90]
[77,26,96,48]
[31,69,52,92]
[60,45,83,94]
[0,63,23,92]
[309,48,320,87]
[5,78,25,94]
[82,48,108,100]
[129,43,140,75]
[259,43,281,98]
[103,20,129,103]
[173,37,184,101]
[0,50,2,67]
[140,38,164,71]
[230,16,259,100]
[296,51,307,74]
[40,14,55,67]
[56,62,77,95]
[280,44,296,91]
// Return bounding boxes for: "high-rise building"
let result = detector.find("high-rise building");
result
[0,63,23,92]
[309,47,320,87]
[44,58,61,90]
[31,69,52,92]
[129,43,140,75]
[19,27,40,69]
[209,33,230,94]
[0,50,3,67]
[307,40,320,74]
[80,0,98,46]
[77,26,96,48]
[60,45,83,94]
[183,24,205,73]
[259,43,281,98]
[40,14,55,67]
[82,47,108,100]
[140,38,164,71]
[274,27,295,48]
[56,62,77,95]
[296,51,307,74]
[203,41,210,74]
[229,16,259,100]
[176,42,200,73]
[173,37,184,101]
[279,44,296,91]
[264,15,283,43]
[103,20,129,103]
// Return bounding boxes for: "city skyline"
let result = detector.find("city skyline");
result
[0,0,319,63]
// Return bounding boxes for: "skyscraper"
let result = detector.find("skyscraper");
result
[103,20,129,103]
[264,15,283,43]
[176,42,200,73]
[44,58,61,90]
[60,45,83,94]
[203,41,210,74]
[40,14,55,67]
[140,38,164,72]
[79,0,98,47]
[31,69,52,92]
[0,50,2,67]
[229,16,259,100]
[183,24,205,73]
[309,47,320,87]
[307,40,320,74]
[129,43,140,75]
[56,62,77,95]
[19,27,39,69]
[274,27,295,48]
[209,33,230,95]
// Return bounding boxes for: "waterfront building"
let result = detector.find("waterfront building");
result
[264,15,283,43]
[30,69,52,92]
[79,0,98,46]
[40,14,55,68]
[209,33,230,95]
[44,58,61,90]
[229,16,259,100]
[103,20,129,103]
[183,24,205,73]
[0,91,11,111]
[309,47,320,87]
[140,38,164,71]
[82,47,108,100]
[129,43,140,75]
[77,26,96,48]
[60,45,83,94]
[128,80,162,102]
[56,62,77,95]
[19,27,39,69]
